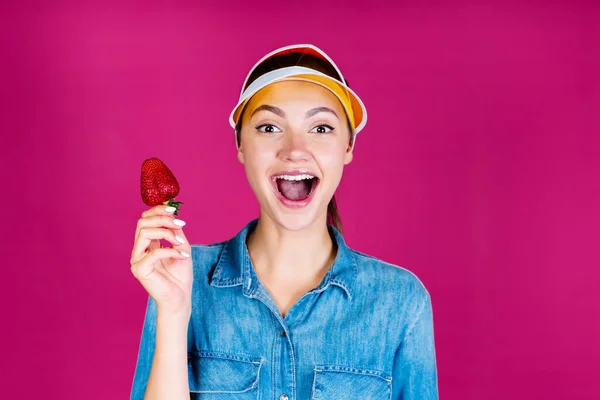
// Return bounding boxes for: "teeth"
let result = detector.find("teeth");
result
[276,174,315,181]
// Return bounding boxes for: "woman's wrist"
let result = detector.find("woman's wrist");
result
[157,306,191,327]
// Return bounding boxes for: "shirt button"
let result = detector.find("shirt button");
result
[280,330,287,337]
[280,395,289,400]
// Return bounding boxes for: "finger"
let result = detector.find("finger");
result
[131,247,189,281]
[169,227,191,260]
[172,226,188,245]
[135,215,186,242]
[131,227,186,265]
[141,204,178,219]
[135,205,176,241]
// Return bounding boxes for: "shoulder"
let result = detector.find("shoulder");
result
[349,248,431,305]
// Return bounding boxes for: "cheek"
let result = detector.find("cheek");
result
[242,145,275,184]
[316,146,346,179]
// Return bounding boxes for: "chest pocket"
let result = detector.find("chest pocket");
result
[188,351,263,399]
[311,364,392,400]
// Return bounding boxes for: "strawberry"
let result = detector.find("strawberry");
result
[140,157,184,216]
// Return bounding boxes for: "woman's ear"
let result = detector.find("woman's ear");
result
[344,133,355,165]
[237,143,245,164]
[344,148,354,165]
[236,128,246,164]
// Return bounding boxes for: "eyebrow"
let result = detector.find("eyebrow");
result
[251,104,285,118]
[305,106,339,120]
[250,105,339,120]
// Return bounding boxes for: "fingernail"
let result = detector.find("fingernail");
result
[175,235,185,244]
[165,206,176,213]
[173,219,186,226]
[180,250,190,258]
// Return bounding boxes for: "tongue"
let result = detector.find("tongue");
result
[277,179,311,201]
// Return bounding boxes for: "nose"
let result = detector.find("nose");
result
[278,131,310,163]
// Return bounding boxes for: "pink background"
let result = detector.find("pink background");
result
[1,1,598,399]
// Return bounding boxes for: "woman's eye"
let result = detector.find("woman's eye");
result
[311,124,334,134]
[255,124,281,133]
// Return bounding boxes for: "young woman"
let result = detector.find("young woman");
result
[129,44,438,400]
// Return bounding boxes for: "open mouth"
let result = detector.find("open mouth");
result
[271,173,320,206]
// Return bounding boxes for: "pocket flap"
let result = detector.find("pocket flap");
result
[312,364,392,400]
[188,351,263,393]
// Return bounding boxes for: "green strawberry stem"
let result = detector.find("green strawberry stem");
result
[163,198,184,216]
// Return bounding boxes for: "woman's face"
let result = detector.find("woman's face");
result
[237,80,353,231]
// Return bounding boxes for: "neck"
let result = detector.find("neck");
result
[246,214,336,284]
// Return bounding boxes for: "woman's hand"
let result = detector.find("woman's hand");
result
[130,205,193,318]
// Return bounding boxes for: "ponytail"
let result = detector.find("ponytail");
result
[327,195,343,235]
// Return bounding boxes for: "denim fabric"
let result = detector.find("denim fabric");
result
[130,219,438,399]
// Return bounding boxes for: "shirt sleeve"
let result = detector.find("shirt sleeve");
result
[391,292,439,399]
[129,294,158,400]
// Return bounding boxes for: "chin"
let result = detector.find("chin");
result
[269,210,324,232]
[258,191,330,233]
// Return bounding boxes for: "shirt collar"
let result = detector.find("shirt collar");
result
[209,219,357,301]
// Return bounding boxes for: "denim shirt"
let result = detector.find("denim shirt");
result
[130,219,438,399]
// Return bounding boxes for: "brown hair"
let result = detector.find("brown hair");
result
[234,52,354,234]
